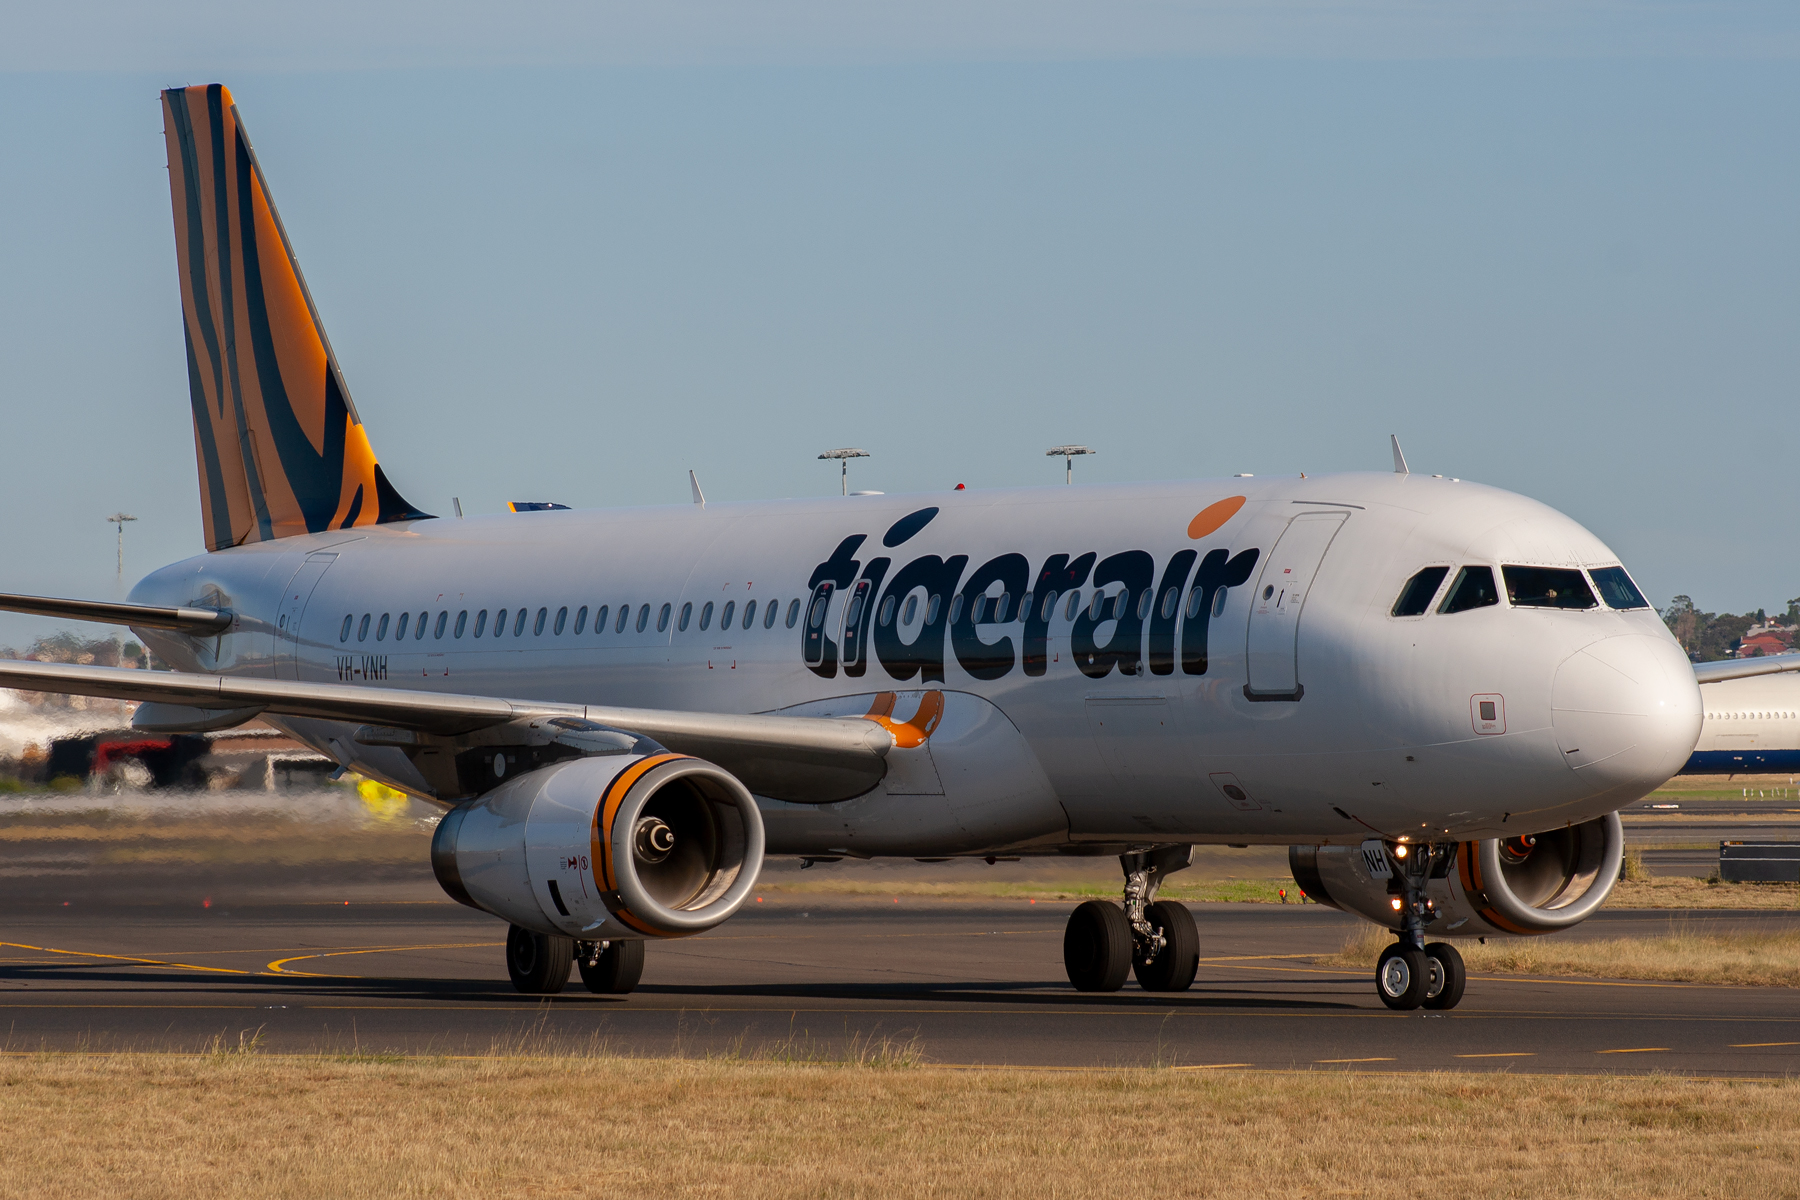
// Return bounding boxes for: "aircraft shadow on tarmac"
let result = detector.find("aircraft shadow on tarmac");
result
[0,960,1363,1011]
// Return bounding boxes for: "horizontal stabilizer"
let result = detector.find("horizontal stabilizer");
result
[0,592,230,635]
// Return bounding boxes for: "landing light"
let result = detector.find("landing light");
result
[1389,898,1403,911]
[1393,844,1408,859]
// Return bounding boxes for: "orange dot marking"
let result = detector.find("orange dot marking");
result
[1188,496,1246,540]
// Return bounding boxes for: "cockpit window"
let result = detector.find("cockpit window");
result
[1502,565,1597,610]
[1391,566,1450,617]
[1589,566,1649,610]
[1439,566,1499,614]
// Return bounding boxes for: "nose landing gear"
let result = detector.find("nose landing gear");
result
[1062,846,1200,993]
[1374,842,1468,1011]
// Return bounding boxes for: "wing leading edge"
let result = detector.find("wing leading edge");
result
[0,659,891,804]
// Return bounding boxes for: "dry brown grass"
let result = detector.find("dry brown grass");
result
[1328,921,1800,987]
[0,1053,1793,1199]
[1608,875,1800,909]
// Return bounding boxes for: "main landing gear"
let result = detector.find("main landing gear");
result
[1373,842,1467,1011]
[506,925,645,995]
[1063,847,1200,993]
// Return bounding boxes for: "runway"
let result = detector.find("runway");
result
[4,890,1798,1074]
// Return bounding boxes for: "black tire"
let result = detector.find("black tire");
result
[1132,900,1200,992]
[1063,900,1132,993]
[1422,941,1467,1010]
[1375,943,1429,1010]
[577,939,646,994]
[506,925,573,995]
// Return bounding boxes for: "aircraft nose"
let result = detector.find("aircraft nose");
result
[1551,633,1702,800]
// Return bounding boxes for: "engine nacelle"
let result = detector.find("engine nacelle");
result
[432,751,764,940]
[1289,813,1624,937]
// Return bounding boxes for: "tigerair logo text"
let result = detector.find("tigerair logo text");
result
[800,500,1258,684]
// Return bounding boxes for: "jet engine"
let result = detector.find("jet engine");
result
[1289,813,1623,937]
[432,750,764,941]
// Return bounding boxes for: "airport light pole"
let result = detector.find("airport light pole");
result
[106,512,137,580]
[1046,445,1094,485]
[818,448,870,496]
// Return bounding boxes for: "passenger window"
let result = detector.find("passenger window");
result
[514,609,528,636]
[1391,566,1451,617]
[764,600,779,629]
[595,605,609,633]
[435,610,449,639]
[375,614,389,641]
[1160,588,1178,620]
[902,596,917,626]
[340,615,352,642]
[618,605,631,634]
[574,606,588,635]
[636,605,649,633]
[1502,566,1597,610]
[554,606,568,635]
[415,610,428,640]
[1212,587,1229,618]
[679,602,692,632]
[1439,567,1499,614]
[786,598,801,628]
[1088,592,1105,621]
[948,594,966,626]
[358,614,371,642]
[455,610,468,638]
[721,601,736,629]
[473,610,487,638]
[743,599,757,629]
[657,603,671,633]
[700,601,713,631]
[533,608,547,636]
[879,595,897,627]
[1137,590,1153,620]
[926,595,941,625]
[1186,587,1203,619]
[1589,566,1649,610]
[811,596,829,629]
[395,612,410,640]
[1064,591,1081,621]
[494,608,508,637]
[1038,591,1057,622]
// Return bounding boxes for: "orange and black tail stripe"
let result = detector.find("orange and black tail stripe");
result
[161,85,429,552]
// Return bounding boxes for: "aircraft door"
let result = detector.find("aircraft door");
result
[1244,512,1346,700]
[274,553,337,680]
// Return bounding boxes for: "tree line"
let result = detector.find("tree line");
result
[1662,597,1799,662]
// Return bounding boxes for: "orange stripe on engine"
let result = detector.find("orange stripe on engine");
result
[1459,840,1534,936]
[590,753,687,895]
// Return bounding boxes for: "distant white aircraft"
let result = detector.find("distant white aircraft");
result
[4,86,1796,1012]
[1682,668,1800,774]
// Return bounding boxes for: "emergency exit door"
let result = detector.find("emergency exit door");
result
[1244,511,1347,700]
[274,553,336,680]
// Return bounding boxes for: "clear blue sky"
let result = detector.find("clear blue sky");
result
[2,3,1797,651]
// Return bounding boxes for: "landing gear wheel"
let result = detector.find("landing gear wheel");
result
[577,939,645,994]
[1375,943,1429,1010]
[1422,942,1467,1010]
[506,925,573,994]
[1132,900,1200,992]
[1064,900,1132,993]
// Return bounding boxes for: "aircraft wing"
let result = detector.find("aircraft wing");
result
[1693,653,1800,685]
[0,659,892,801]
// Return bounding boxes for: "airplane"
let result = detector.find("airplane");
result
[4,84,1798,1012]
[1681,671,1800,774]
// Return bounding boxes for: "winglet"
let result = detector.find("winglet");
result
[1390,435,1410,475]
[689,470,706,508]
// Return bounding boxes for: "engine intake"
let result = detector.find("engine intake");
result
[1289,812,1623,937]
[432,751,764,940]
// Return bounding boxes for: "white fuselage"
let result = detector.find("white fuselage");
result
[1687,673,1800,774]
[129,471,1703,856]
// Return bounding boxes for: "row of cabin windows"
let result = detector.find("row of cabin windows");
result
[340,598,805,645]
[1390,564,1650,618]
[1705,710,1796,721]
[834,582,1231,634]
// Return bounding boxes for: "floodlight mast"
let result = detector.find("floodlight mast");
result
[818,448,870,496]
[106,513,137,579]
[1045,445,1094,485]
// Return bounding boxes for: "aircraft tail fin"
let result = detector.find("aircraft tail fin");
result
[160,85,430,552]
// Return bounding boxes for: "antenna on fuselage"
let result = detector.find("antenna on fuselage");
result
[1390,435,1410,475]
[689,470,706,508]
